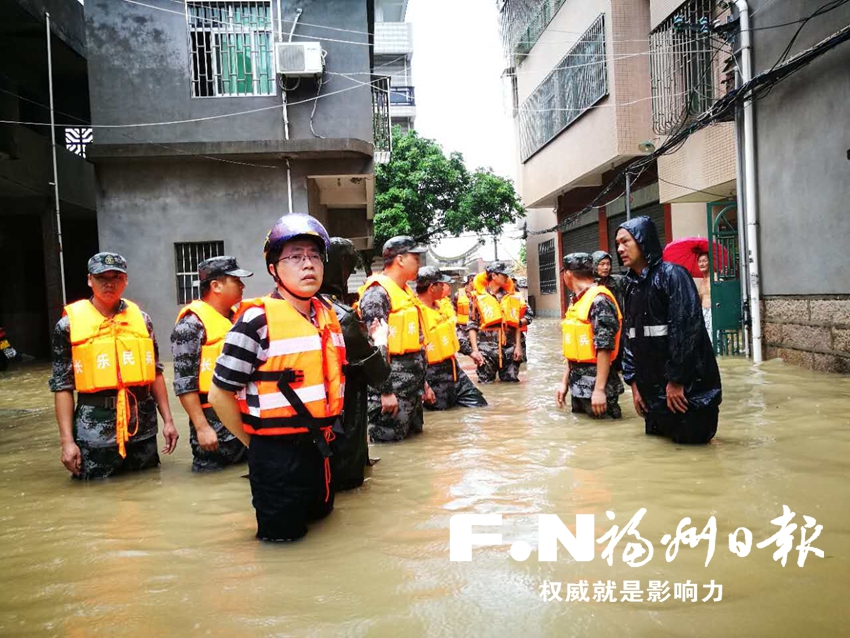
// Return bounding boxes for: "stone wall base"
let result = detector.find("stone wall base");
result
[763,295,850,374]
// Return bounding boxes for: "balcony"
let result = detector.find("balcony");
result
[389,86,415,106]
[375,22,413,55]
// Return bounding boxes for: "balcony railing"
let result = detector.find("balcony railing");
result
[372,76,392,164]
[389,86,415,106]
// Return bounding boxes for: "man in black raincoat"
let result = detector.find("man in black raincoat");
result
[616,217,721,444]
[320,238,391,489]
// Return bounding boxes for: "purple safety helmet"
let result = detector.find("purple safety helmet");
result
[263,213,331,265]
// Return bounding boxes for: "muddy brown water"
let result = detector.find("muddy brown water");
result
[1,319,849,636]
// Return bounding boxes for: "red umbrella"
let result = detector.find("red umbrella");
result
[662,237,729,278]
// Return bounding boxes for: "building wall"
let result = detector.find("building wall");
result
[524,207,561,318]
[750,0,850,297]
[669,202,708,239]
[85,0,374,146]
[650,0,687,29]
[95,157,370,343]
[749,0,850,372]
[657,124,737,203]
[514,0,653,208]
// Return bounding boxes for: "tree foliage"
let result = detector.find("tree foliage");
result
[374,128,524,248]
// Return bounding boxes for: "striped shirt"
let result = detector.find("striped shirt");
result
[211,291,318,412]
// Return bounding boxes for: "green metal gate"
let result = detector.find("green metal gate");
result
[706,202,743,356]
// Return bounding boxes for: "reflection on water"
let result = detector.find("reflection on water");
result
[1,320,849,636]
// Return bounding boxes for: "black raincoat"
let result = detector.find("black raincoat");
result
[619,217,721,416]
[322,286,391,490]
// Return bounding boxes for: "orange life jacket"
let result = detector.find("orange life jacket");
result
[421,302,460,365]
[237,296,346,438]
[455,289,470,325]
[472,272,519,330]
[562,285,622,363]
[175,299,233,399]
[438,297,457,325]
[358,274,422,356]
[65,298,157,458]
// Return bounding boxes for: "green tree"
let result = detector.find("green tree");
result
[374,128,524,249]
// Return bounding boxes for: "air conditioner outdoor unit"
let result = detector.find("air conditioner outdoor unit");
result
[275,42,324,77]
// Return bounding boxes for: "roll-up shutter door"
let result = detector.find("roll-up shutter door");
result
[560,222,600,261]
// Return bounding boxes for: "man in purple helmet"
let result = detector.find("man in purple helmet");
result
[209,214,347,542]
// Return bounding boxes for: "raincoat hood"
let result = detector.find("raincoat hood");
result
[591,250,612,274]
[618,216,663,269]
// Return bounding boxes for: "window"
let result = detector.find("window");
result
[517,14,607,162]
[187,1,275,97]
[175,241,225,304]
[650,0,721,134]
[538,239,557,295]
[65,127,92,157]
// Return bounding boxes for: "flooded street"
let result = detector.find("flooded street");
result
[1,319,849,636]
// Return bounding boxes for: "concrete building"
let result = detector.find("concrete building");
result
[499,0,658,317]
[85,0,389,340]
[0,0,96,358]
[374,0,415,132]
[747,0,850,373]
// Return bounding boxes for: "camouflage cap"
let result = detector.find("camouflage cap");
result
[382,235,428,260]
[88,252,128,275]
[562,252,594,273]
[198,256,253,283]
[416,266,452,287]
[485,260,513,276]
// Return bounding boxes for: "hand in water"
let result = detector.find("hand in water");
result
[666,382,689,414]
[61,441,82,476]
[369,319,389,348]
[471,351,485,366]
[591,389,607,416]
[381,393,399,416]
[423,384,436,406]
[555,383,568,408]
[196,423,219,452]
[631,383,647,417]
[513,346,523,362]
[162,419,179,454]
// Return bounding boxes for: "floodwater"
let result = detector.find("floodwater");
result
[1,319,849,637]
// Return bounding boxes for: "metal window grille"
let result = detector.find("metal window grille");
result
[186,1,275,98]
[518,14,607,162]
[498,0,568,59]
[175,241,225,305]
[538,238,557,295]
[372,76,392,163]
[65,127,92,157]
[650,0,721,134]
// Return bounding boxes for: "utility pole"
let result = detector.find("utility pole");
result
[46,12,66,305]
[492,233,499,260]
[625,171,632,220]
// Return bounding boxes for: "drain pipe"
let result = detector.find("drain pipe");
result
[734,0,763,363]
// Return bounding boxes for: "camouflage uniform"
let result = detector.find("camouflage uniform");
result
[452,289,473,356]
[359,284,426,442]
[171,312,246,472]
[567,290,625,419]
[49,299,163,479]
[425,358,487,410]
[468,286,525,383]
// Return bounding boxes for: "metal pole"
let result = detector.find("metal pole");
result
[493,234,499,260]
[625,171,632,220]
[46,13,66,305]
[735,0,763,363]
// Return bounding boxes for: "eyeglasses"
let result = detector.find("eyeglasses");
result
[277,252,324,266]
